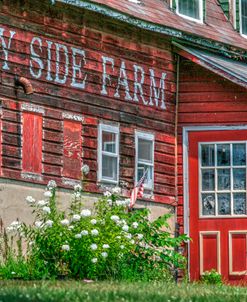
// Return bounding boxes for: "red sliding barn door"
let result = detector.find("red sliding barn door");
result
[188,130,247,284]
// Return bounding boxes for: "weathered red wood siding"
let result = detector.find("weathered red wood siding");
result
[177,58,247,232]
[0,3,176,204]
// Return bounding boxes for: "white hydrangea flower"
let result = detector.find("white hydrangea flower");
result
[34,221,43,228]
[6,221,22,233]
[137,234,143,240]
[81,164,90,175]
[103,244,110,249]
[44,191,52,198]
[132,222,138,229]
[43,206,51,214]
[124,199,131,206]
[26,196,35,204]
[72,214,81,222]
[116,200,124,206]
[68,226,74,230]
[90,219,97,225]
[74,184,82,191]
[101,252,108,258]
[104,191,111,197]
[29,241,34,246]
[112,187,121,194]
[122,225,129,232]
[90,244,98,250]
[116,236,121,239]
[61,244,70,251]
[120,245,125,249]
[91,258,97,263]
[45,220,53,227]
[37,200,48,207]
[81,230,88,236]
[125,233,132,239]
[75,233,82,239]
[73,192,81,199]
[61,219,70,226]
[110,215,120,222]
[107,199,113,206]
[47,180,57,189]
[80,209,91,217]
[130,239,135,244]
[91,229,99,236]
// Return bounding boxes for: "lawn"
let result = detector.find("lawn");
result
[0,281,247,302]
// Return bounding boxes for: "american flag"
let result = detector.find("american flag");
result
[129,169,148,209]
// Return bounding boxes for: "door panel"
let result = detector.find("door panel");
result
[188,130,247,283]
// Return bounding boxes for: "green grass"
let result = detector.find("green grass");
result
[0,281,247,302]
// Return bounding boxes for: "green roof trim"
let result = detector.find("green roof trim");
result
[218,0,229,19]
[56,0,247,59]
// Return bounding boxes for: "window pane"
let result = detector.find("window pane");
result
[201,144,215,167]
[233,193,246,214]
[217,193,231,215]
[233,144,246,166]
[102,155,117,180]
[233,168,246,190]
[137,163,153,188]
[102,131,116,153]
[138,138,152,162]
[202,169,215,191]
[202,193,215,216]
[217,169,231,190]
[241,0,247,35]
[178,0,200,19]
[217,144,230,166]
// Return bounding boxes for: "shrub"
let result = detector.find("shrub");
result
[201,269,223,285]
[0,181,188,281]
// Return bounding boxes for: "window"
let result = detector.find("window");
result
[63,118,82,180]
[200,142,247,217]
[98,124,119,183]
[240,0,247,36]
[135,131,154,190]
[22,111,43,174]
[176,0,203,23]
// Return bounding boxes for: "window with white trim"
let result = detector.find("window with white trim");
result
[200,142,247,217]
[98,124,119,183]
[135,131,154,190]
[240,0,247,36]
[176,0,203,23]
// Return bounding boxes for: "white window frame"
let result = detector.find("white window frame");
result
[98,123,119,184]
[176,0,203,24]
[239,0,247,38]
[199,141,247,218]
[135,131,154,191]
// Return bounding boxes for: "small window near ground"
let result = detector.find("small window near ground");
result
[135,131,154,190]
[176,0,203,22]
[98,124,119,183]
[240,0,247,36]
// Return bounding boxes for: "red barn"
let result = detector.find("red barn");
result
[1,0,247,283]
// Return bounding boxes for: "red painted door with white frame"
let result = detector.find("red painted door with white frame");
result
[188,130,247,284]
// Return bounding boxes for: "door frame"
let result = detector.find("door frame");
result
[182,125,247,279]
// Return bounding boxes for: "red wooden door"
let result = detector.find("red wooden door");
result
[189,130,247,284]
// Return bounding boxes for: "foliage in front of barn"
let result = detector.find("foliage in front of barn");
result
[0,181,187,281]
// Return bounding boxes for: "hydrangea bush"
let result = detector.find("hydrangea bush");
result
[0,181,188,281]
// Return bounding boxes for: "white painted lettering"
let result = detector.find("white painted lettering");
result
[133,64,147,104]
[0,28,16,70]
[114,60,132,101]
[30,37,44,79]
[71,47,87,89]
[149,69,166,109]
[46,40,53,81]
[55,43,69,84]
[101,56,114,95]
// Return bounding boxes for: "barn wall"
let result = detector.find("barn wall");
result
[177,58,247,233]
[0,1,177,226]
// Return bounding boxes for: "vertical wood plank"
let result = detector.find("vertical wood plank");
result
[231,234,247,273]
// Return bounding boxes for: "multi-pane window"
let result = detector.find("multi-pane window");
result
[200,142,247,217]
[240,0,247,36]
[98,124,119,183]
[135,131,154,190]
[176,0,203,22]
